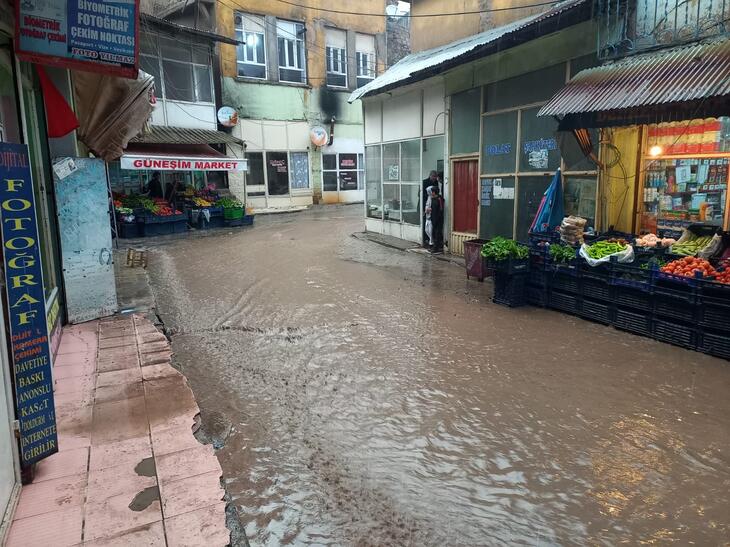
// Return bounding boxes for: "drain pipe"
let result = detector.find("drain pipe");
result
[327,117,335,146]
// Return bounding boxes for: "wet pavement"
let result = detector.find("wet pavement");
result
[145,204,730,546]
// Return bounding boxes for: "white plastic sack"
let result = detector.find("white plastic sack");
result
[579,243,635,266]
[425,219,433,244]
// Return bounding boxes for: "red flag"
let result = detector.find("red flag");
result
[35,65,79,138]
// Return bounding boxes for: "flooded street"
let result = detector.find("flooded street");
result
[146,205,730,546]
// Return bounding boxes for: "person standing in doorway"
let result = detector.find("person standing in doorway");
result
[145,171,163,199]
[430,186,445,254]
[422,170,438,247]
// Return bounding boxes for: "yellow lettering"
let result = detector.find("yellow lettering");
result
[10,274,37,289]
[4,217,32,231]
[4,179,24,192]
[2,198,31,212]
[12,293,39,308]
[17,310,38,325]
[8,253,34,269]
[5,237,34,250]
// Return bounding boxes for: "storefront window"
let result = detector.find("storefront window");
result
[482,111,518,175]
[382,143,400,182]
[289,151,309,189]
[422,136,444,179]
[266,152,289,195]
[401,184,420,225]
[323,153,364,192]
[401,140,420,181]
[480,176,515,239]
[519,107,560,173]
[0,47,21,144]
[515,176,552,242]
[451,88,481,155]
[246,152,265,196]
[383,183,400,222]
[564,176,597,226]
[484,63,566,112]
[640,118,730,236]
[366,145,382,219]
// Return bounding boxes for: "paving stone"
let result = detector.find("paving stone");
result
[96,368,142,388]
[150,425,201,457]
[81,521,166,546]
[164,502,229,547]
[87,460,157,503]
[89,436,153,472]
[155,444,221,486]
[84,489,162,542]
[94,381,145,404]
[159,470,224,518]
[33,447,89,483]
[91,396,149,445]
[13,473,86,519]
[5,506,83,547]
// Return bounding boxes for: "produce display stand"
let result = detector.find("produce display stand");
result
[140,212,188,236]
[117,221,142,239]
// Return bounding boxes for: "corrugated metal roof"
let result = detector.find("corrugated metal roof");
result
[538,37,730,117]
[349,0,589,102]
[130,125,242,145]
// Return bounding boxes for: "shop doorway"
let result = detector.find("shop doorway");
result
[321,152,365,204]
[0,320,18,532]
[452,159,479,231]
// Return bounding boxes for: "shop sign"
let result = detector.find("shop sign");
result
[120,155,248,171]
[15,0,139,79]
[485,143,511,156]
[0,142,58,466]
[217,106,239,128]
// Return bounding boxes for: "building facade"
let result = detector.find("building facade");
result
[216,0,387,210]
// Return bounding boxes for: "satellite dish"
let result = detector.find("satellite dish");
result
[385,4,398,17]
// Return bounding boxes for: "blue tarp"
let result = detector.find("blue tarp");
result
[530,169,564,234]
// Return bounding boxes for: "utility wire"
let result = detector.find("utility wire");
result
[273,0,565,17]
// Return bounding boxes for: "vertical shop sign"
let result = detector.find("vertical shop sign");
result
[16,0,139,78]
[0,143,57,465]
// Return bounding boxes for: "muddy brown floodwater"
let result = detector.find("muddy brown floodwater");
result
[146,205,730,546]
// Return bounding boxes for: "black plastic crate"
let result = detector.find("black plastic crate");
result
[487,258,530,275]
[609,260,654,292]
[614,307,652,337]
[493,273,527,307]
[698,296,730,331]
[652,284,698,323]
[652,319,697,350]
[528,269,550,288]
[580,262,611,279]
[580,298,613,324]
[526,284,549,307]
[614,286,652,310]
[551,271,579,294]
[118,222,141,239]
[548,290,580,315]
[698,329,730,360]
[581,275,612,302]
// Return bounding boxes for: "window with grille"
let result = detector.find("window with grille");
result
[325,28,347,88]
[277,20,306,84]
[355,33,376,88]
[235,13,266,79]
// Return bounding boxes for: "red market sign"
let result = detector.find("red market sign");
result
[120,155,248,172]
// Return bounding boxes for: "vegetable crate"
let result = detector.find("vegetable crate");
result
[241,214,254,226]
[486,258,530,275]
[464,239,491,282]
[697,329,730,360]
[652,319,697,350]
[580,272,612,302]
[118,222,141,239]
[223,207,244,220]
[224,218,244,227]
[548,290,580,316]
[579,298,614,325]
[492,272,528,307]
[613,307,653,337]
[525,284,549,307]
[550,269,579,294]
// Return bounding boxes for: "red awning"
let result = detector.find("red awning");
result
[120,144,247,172]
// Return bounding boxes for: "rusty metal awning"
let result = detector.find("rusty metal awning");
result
[538,38,730,128]
[130,125,242,145]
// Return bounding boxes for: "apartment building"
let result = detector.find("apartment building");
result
[217,0,387,209]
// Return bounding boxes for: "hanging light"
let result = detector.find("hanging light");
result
[649,145,663,157]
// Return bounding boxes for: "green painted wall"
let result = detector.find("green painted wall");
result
[222,78,363,125]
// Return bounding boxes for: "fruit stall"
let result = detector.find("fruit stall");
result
[471,223,730,361]
[113,191,252,238]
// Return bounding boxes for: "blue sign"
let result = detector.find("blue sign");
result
[0,143,58,466]
[16,0,139,78]
[485,143,511,156]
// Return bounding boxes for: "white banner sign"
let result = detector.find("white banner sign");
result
[120,155,248,172]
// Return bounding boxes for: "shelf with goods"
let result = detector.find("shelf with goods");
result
[638,117,730,239]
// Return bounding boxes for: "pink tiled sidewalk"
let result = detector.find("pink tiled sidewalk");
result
[6,315,229,546]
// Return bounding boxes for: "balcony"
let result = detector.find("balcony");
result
[596,0,730,59]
